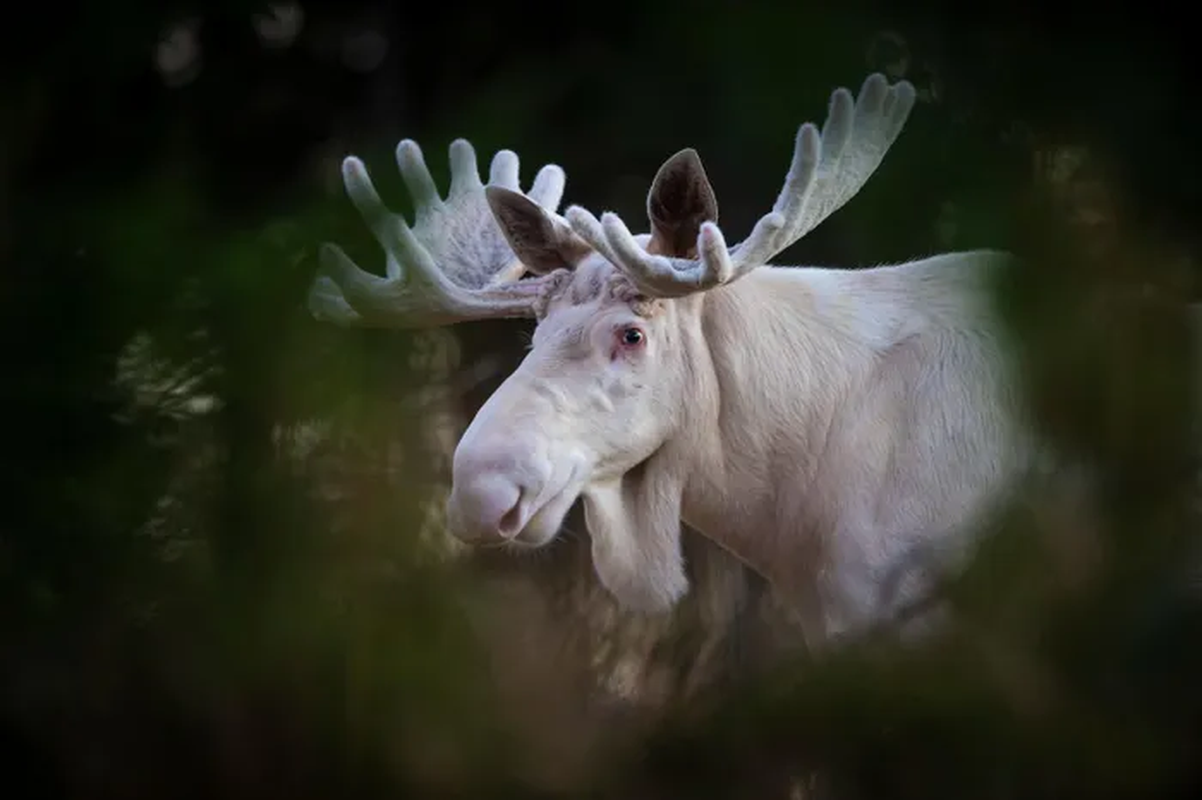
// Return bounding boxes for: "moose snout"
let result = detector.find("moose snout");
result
[446,435,556,543]
[446,473,527,543]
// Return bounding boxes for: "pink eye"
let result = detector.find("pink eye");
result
[619,327,645,347]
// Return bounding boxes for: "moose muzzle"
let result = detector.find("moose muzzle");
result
[446,430,557,543]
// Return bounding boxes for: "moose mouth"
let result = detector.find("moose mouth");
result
[505,468,587,548]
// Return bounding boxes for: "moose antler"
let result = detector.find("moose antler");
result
[309,139,569,327]
[563,73,916,298]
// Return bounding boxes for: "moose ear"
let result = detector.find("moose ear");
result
[580,451,689,614]
[486,186,593,275]
[646,148,719,258]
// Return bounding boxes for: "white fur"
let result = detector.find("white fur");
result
[451,249,1032,645]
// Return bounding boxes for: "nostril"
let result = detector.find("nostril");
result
[451,475,526,541]
[497,493,525,537]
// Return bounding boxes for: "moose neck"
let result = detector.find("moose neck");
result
[675,265,890,584]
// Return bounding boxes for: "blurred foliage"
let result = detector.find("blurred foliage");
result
[2,0,1199,798]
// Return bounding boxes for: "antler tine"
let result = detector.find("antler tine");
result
[782,74,913,241]
[310,140,566,328]
[308,273,367,324]
[562,206,734,298]
[565,73,915,299]
[731,73,915,270]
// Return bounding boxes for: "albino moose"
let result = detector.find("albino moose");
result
[309,73,1032,647]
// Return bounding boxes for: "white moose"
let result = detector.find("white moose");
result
[309,73,1033,649]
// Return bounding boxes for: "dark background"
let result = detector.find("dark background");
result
[3,1,1199,798]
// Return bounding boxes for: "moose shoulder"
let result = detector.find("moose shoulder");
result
[310,73,1033,650]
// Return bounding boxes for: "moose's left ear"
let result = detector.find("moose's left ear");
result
[486,186,593,275]
[646,148,719,258]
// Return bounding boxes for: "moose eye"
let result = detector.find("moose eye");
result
[619,327,645,347]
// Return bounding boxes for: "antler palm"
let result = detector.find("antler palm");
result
[310,139,566,326]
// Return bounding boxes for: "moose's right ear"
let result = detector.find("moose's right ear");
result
[486,186,593,275]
